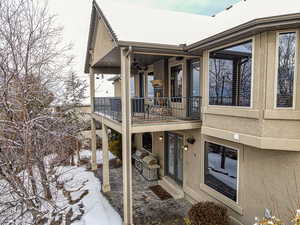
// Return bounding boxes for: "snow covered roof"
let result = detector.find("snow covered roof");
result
[212,0,300,36]
[94,0,300,46]
[94,0,214,46]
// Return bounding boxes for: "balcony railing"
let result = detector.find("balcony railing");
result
[94,96,201,123]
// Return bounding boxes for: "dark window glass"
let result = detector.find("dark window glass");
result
[130,76,135,97]
[277,32,296,108]
[191,61,200,97]
[204,142,238,202]
[147,72,154,97]
[170,65,183,102]
[166,132,183,185]
[209,41,252,107]
[142,132,152,152]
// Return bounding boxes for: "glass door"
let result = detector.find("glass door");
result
[189,60,200,118]
[165,132,183,185]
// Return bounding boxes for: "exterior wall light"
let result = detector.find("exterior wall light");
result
[159,136,164,141]
[186,137,196,145]
[183,145,189,151]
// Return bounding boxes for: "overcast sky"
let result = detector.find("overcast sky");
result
[48,0,240,101]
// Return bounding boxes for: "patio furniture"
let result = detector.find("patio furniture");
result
[132,149,160,182]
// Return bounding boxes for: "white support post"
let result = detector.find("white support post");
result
[90,68,97,171]
[102,122,111,192]
[120,48,133,225]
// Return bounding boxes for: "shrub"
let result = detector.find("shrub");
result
[188,202,228,225]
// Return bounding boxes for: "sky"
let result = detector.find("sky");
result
[48,0,240,102]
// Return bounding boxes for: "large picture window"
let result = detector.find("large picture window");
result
[209,41,252,107]
[276,32,297,108]
[170,65,183,102]
[204,142,238,202]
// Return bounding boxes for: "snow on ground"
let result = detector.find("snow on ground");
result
[79,149,116,165]
[58,166,122,225]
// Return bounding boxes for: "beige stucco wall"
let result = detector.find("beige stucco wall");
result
[91,19,115,66]
[152,130,300,225]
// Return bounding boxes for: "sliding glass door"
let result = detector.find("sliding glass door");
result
[165,132,183,185]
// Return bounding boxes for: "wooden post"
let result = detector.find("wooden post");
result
[102,122,111,192]
[90,68,97,171]
[121,48,133,225]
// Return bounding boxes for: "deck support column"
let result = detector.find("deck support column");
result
[102,121,111,192]
[90,67,97,171]
[121,48,133,225]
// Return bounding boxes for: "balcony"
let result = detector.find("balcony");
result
[94,96,201,124]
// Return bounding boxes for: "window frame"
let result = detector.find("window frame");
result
[207,38,255,109]
[274,30,298,109]
[169,63,184,100]
[200,139,242,214]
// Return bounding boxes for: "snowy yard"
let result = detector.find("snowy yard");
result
[62,166,122,225]
[0,150,121,225]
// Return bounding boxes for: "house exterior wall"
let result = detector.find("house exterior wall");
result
[145,29,300,225]
[151,130,300,225]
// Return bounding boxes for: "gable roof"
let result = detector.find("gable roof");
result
[85,0,300,73]
[94,0,300,46]
[94,0,214,46]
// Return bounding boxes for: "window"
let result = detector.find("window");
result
[170,65,183,102]
[276,32,297,108]
[147,72,154,97]
[130,76,135,97]
[190,61,200,97]
[204,142,238,202]
[142,132,152,152]
[209,41,253,107]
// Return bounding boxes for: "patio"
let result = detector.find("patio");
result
[97,159,192,225]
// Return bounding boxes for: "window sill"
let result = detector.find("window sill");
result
[203,107,259,119]
[200,183,243,215]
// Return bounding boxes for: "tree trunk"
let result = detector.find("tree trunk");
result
[37,160,53,200]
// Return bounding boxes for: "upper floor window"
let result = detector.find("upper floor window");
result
[147,72,154,97]
[276,32,297,108]
[130,76,135,97]
[170,65,183,102]
[204,142,238,202]
[209,41,253,107]
[190,61,200,97]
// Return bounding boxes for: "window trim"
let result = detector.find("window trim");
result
[207,37,255,109]
[200,139,242,215]
[274,30,298,109]
[169,63,184,99]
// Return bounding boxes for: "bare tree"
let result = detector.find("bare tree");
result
[0,0,83,224]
